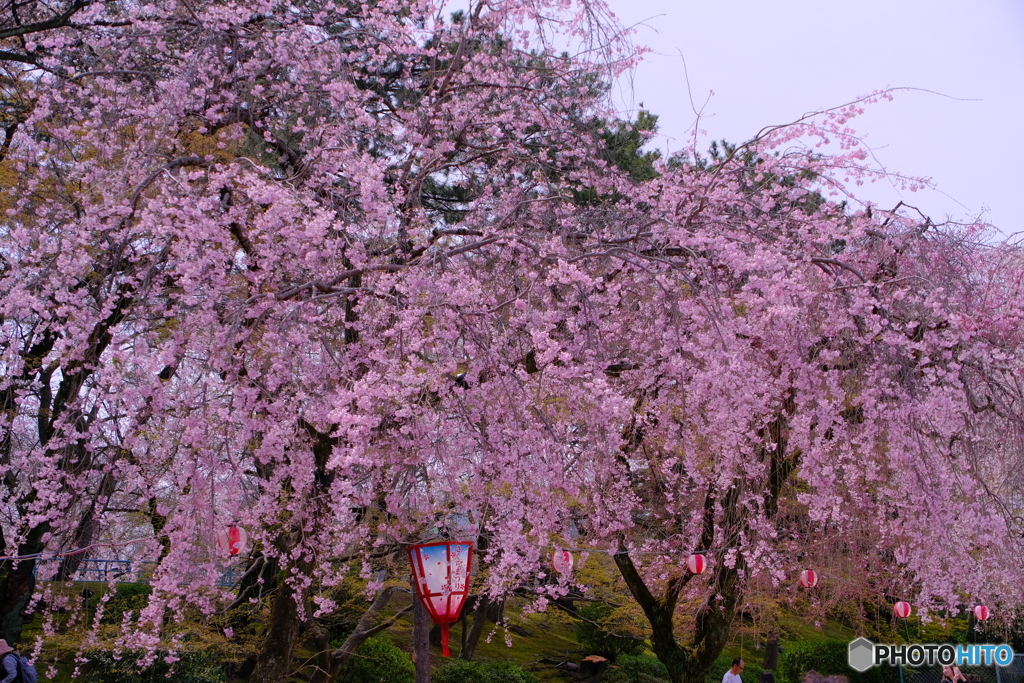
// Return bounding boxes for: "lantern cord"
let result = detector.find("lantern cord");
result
[0,537,154,562]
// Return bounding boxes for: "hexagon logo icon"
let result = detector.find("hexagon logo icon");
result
[848,638,875,672]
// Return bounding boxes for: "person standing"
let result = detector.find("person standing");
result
[723,658,745,683]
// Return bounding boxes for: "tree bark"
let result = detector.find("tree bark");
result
[248,564,305,683]
[0,523,44,644]
[763,636,781,671]
[460,596,504,661]
[413,593,431,683]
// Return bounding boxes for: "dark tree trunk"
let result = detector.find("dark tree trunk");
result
[612,483,744,683]
[612,404,796,683]
[413,593,431,683]
[763,636,781,671]
[0,523,45,644]
[248,564,306,683]
[459,595,503,661]
[0,562,36,644]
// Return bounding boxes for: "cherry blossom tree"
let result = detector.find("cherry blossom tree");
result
[2,1,1023,682]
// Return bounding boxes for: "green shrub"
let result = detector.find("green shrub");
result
[605,653,670,683]
[431,659,540,683]
[87,582,153,625]
[335,636,414,683]
[479,660,541,683]
[575,602,646,660]
[85,651,224,683]
[778,639,900,683]
[778,640,847,683]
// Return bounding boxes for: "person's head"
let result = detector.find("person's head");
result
[731,658,745,674]
[760,672,776,683]
[0,640,14,656]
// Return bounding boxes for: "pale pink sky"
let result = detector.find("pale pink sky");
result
[605,0,1024,238]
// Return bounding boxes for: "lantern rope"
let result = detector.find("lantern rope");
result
[0,537,154,562]
[2,538,952,614]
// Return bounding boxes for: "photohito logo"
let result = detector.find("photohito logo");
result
[848,639,1015,672]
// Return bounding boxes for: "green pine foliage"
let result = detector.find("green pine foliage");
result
[572,109,661,205]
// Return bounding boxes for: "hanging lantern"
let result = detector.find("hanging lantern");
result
[408,541,473,657]
[552,548,574,575]
[974,605,990,621]
[686,554,705,574]
[894,601,912,618]
[217,525,248,557]
[799,569,818,588]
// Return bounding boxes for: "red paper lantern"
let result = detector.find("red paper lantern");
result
[552,549,574,575]
[217,525,248,556]
[686,554,705,574]
[799,569,818,588]
[408,541,473,657]
[974,605,990,621]
[894,601,912,618]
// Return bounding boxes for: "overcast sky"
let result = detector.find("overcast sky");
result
[602,0,1024,238]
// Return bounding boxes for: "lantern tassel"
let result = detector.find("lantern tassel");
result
[441,622,451,657]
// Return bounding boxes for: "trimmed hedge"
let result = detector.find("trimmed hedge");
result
[604,653,671,683]
[86,582,153,625]
[335,636,414,683]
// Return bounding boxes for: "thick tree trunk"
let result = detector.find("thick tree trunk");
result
[763,636,781,671]
[0,523,45,644]
[248,566,305,683]
[413,594,431,683]
[0,562,35,644]
[460,597,489,661]
[459,595,503,661]
[614,532,741,683]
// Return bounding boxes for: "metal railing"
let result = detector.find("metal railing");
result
[905,653,1024,683]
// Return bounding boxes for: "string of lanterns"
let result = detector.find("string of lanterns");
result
[208,525,994,655]
[7,518,993,638]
